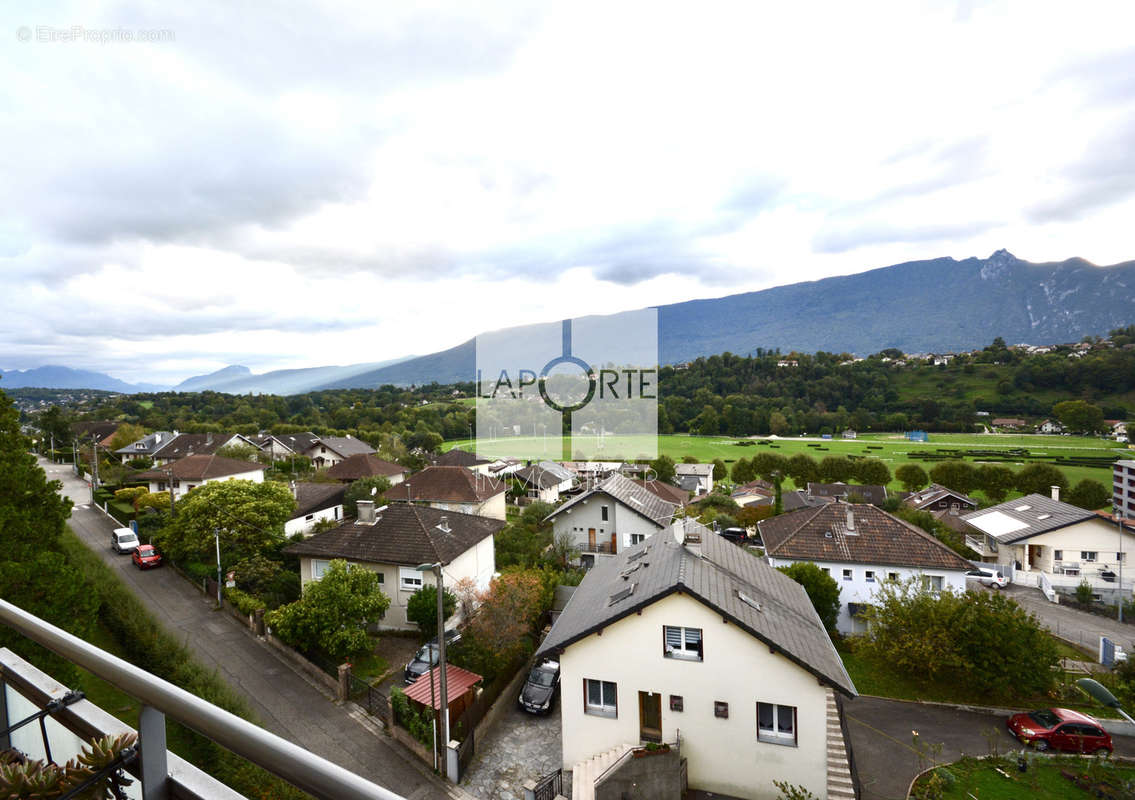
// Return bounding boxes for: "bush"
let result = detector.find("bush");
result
[390,687,434,746]
[1076,579,1094,605]
[224,587,266,616]
[777,562,840,632]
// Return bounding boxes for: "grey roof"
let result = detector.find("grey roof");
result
[904,484,977,511]
[310,436,375,458]
[676,475,703,493]
[961,493,1097,544]
[114,431,173,456]
[537,519,855,697]
[808,482,889,507]
[545,473,677,528]
[257,432,320,454]
[290,482,346,520]
[515,462,573,490]
[780,490,836,512]
[150,432,255,460]
[675,463,714,478]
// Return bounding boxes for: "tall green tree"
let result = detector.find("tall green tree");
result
[818,456,853,483]
[787,453,819,486]
[777,562,841,632]
[853,458,891,486]
[712,458,728,482]
[1052,400,1106,434]
[895,464,929,492]
[343,476,392,517]
[159,479,295,563]
[928,461,978,494]
[1014,463,1069,497]
[975,465,1015,502]
[650,454,676,484]
[406,584,457,641]
[731,457,755,484]
[1066,478,1110,510]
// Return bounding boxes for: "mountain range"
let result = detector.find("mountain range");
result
[0,366,167,393]
[5,250,1133,394]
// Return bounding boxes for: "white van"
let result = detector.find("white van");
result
[111,527,139,553]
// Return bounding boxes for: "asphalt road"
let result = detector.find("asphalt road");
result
[42,458,455,800]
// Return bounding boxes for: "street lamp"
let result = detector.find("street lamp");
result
[214,528,223,606]
[416,561,449,780]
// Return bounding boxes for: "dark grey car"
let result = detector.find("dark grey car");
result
[518,660,560,714]
[402,629,461,685]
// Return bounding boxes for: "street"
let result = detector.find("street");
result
[41,458,454,800]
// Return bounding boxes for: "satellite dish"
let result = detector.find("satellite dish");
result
[370,486,378,496]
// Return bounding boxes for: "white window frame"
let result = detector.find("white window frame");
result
[865,570,875,583]
[663,625,703,661]
[921,574,944,591]
[757,701,797,746]
[630,533,647,545]
[1082,551,1098,562]
[399,567,424,591]
[311,559,331,580]
[842,568,853,582]
[584,678,617,718]
[887,572,900,582]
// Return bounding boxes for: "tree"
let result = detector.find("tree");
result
[216,442,260,462]
[1066,478,1111,510]
[1052,400,1106,434]
[450,569,552,682]
[680,455,699,464]
[650,454,676,484]
[854,458,891,486]
[777,562,841,632]
[266,560,390,661]
[159,479,295,563]
[406,584,457,641]
[549,529,581,569]
[975,465,1015,502]
[106,422,146,452]
[35,405,73,449]
[1014,463,1069,497]
[343,476,392,517]
[786,453,819,487]
[818,456,853,484]
[712,458,728,482]
[731,457,755,484]
[928,461,978,495]
[895,464,929,492]
[752,452,789,482]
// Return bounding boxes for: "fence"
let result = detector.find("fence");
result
[348,673,390,726]
[532,768,562,800]
[454,727,474,781]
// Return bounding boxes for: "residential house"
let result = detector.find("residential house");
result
[137,454,264,501]
[538,519,856,800]
[285,501,501,629]
[560,461,624,490]
[302,435,375,469]
[545,473,677,564]
[1037,419,1065,435]
[284,482,346,537]
[326,453,408,486]
[991,418,1028,430]
[149,432,262,466]
[841,429,857,439]
[1116,460,1135,520]
[776,359,798,368]
[760,503,972,634]
[513,461,575,503]
[385,466,507,520]
[71,421,122,445]
[903,484,978,516]
[1109,421,1129,443]
[962,489,1135,601]
[674,463,715,496]
[114,431,173,464]
[732,479,775,507]
[807,482,890,507]
[780,490,836,513]
[253,432,320,461]
[633,478,691,508]
[434,448,494,475]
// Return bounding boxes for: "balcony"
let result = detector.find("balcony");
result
[965,535,997,556]
[578,540,616,555]
[0,598,405,800]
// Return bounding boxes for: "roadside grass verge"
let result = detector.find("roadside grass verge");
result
[912,755,1135,799]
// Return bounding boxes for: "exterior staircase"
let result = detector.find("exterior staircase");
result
[570,743,633,800]
[826,690,856,799]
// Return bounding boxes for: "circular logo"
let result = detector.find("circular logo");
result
[17,26,32,42]
[538,355,596,414]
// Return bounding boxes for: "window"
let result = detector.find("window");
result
[399,567,424,591]
[669,695,683,712]
[601,505,609,521]
[630,533,647,545]
[820,567,830,575]
[842,569,853,581]
[714,701,729,719]
[921,575,944,591]
[311,560,331,580]
[1082,551,1098,562]
[865,570,875,583]
[888,572,900,582]
[663,626,703,661]
[584,679,617,717]
[757,702,796,745]
[305,514,314,521]
[1054,550,1063,561]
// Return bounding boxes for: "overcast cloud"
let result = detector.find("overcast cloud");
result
[2,0,1134,386]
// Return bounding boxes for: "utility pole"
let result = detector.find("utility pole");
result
[1120,513,1126,624]
[214,528,223,606]
[166,468,176,518]
[50,433,55,463]
[90,436,99,505]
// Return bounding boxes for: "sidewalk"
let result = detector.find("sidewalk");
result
[999,583,1135,653]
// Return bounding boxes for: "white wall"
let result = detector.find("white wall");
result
[995,518,1135,579]
[559,592,831,800]
[427,492,506,521]
[552,495,663,556]
[284,503,343,537]
[766,557,967,634]
[147,468,263,501]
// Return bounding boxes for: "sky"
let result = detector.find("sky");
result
[2,0,1134,386]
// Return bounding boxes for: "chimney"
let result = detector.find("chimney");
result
[438,515,450,533]
[846,506,856,533]
[357,500,376,524]
[1051,485,1060,502]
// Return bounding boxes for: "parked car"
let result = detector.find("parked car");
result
[966,565,1007,589]
[132,544,162,570]
[111,527,139,554]
[518,660,560,714]
[719,527,748,545]
[403,628,462,685]
[1007,707,1112,755]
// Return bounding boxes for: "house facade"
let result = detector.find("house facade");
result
[325,453,407,486]
[286,501,501,629]
[539,520,855,800]
[674,463,714,496]
[302,436,375,469]
[137,454,264,501]
[283,482,346,537]
[1116,460,1135,521]
[1037,419,1065,434]
[902,484,978,516]
[384,465,507,520]
[545,473,676,563]
[513,461,574,503]
[114,431,173,464]
[760,503,972,634]
[253,432,320,461]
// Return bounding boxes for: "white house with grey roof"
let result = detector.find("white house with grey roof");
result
[963,490,1135,601]
[544,473,677,565]
[538,519,857,800]
[302,435,375,469]
[513,461,575,503]
[675,462,715,495]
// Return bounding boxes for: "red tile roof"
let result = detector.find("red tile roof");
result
[385,466,504,503]
[326,454,407,481]
[404,664,482,709]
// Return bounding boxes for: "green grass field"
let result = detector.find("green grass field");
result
[914,756,1135,799]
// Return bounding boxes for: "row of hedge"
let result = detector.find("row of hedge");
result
[59,529,310,800]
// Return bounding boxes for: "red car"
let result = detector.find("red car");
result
[132,544,162,570]
[1007,707,1112,755]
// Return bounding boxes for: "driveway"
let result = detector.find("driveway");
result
[844,695,1135,800]
[43,459,455,800]
[460,701,562,800]
[992,582,1135,654]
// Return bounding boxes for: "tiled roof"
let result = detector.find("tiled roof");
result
[151,433,252,460]
[309,436,375,458]
[72,421,121,441]
[759,503,972,571]
[137,454,263,482]
[434,449,490,468]
[326,454,407,481]
[546,473,677,528]
[538,520,855,697]
[405,664,483,709]
[114,431,174,456]
[515,463,573,490]
[808,482,889,506]
[780,490,836,512]
[256,432,320,454]
[290,482,346,520]
[632,479,691,507]
[904,484,977,511]
[385,466,505,503]
[961,494,1096,543]
[284,504,503,566]
[675,463,714,477]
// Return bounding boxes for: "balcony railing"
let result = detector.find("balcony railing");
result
[578,541,615,555]
[0,598,406,800]
[965,535,996,555]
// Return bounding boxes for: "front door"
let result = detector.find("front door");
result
[588,528,596,550]
[610,532,617,553]
[638,691,662,743]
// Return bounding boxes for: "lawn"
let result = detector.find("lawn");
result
[913,755,1135,799]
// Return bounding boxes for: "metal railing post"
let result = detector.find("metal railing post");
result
[139,704,169,800]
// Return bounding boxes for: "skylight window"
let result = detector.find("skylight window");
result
[737,591,762,612]
[628,496,643,506]
[1037,513,1051,520]
[628,548,647,561]
[608,583,636,606]
[1015,505,1032,512]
